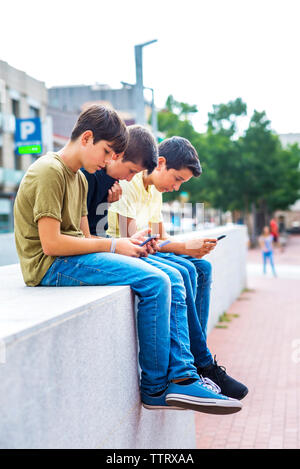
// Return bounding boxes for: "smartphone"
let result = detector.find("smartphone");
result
[140,235,159,246]
[158,240,171,248]
[207,235,226,243]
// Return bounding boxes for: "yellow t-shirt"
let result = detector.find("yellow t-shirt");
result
[14,152,88,286]
[107,171,163,237]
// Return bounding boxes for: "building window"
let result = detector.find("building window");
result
[29,106,40,118]
[11,99,20,118]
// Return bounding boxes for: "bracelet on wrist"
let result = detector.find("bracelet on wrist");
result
[110,238,116,253]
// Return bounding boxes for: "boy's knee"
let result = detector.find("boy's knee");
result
[185,262,198,282]
[168,269,186,300]
[177,264,197,289]
[169,267,185,287]
[149,269,171,295]
[195,259,212,283]
[187,263,198,294]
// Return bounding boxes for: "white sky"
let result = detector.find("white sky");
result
[1,0,300,134]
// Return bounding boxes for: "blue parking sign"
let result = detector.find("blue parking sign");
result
[15,118,42,155]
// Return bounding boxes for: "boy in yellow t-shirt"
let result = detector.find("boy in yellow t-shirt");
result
[107,170,163,238]
[107,136,248,401]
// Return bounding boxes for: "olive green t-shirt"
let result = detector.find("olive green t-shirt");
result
[14,152,88,286]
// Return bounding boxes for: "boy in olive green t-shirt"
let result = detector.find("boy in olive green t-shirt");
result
[14,152,88,286]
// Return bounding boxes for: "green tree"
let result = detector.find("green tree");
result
[267,144,300,211]
[240,111,300,236]
[207,97,247,137]
[157,96,300,243]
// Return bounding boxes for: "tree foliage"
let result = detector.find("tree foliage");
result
[157,96,300,234]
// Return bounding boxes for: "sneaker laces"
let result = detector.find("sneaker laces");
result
[199,375,221,394]
[213,355,227,375]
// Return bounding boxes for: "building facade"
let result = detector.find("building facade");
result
[47,83,153,150]
[48,83,137,116]
[0,60,52,232]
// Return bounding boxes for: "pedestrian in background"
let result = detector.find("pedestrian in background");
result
[270,216,279,245]
[278,215,287,252]
[259,226,277,277]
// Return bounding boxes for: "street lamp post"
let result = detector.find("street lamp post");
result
[145,86,158,139]
[134,40,157,126]
[121,81,158,140]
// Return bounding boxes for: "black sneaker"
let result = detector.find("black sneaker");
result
[197,356,248,400]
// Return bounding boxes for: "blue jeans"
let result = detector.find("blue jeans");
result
[40,253,199,394]
[148,252,213,367]
[183,255,212,341]
[262,251,276,276]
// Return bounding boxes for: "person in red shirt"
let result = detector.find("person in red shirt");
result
[270,217,279,243]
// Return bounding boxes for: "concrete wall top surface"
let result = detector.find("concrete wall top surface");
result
[0,262,130,344]
[0,224,247,342]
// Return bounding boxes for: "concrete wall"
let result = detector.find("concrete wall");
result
[0,225,247,448]
[206,224,248,333]
[0,264,196,449]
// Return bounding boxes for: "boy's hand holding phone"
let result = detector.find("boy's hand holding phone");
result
[131,228,152,244]
[185,238,217,258]
[115,238,149,258]
[191,235,226,257]
[140,235,160,254]
[197,235,226,255]
[130,229,160,255]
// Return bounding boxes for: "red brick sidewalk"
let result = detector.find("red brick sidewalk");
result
[195,235,300,449]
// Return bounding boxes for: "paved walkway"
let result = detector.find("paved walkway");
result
[195,234,300,449]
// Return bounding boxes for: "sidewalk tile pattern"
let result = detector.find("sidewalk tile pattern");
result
[195,235,300,449]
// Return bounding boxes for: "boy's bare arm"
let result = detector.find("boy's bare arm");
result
[156,222,217,258]
[38,217,148,258]
[117,217,216,258]
[80,215,92,238]
[150,222,167,239]
[80,216,107,241]
[159,238,216,258]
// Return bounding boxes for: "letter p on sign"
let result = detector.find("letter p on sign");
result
[20,120,36,140]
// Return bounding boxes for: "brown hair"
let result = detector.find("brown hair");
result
[123,125,158,173]
[71,105,128,154]
[158,136,202,177]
